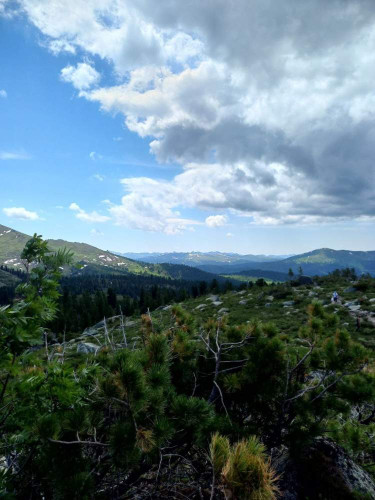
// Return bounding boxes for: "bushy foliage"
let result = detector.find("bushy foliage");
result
[1,236,375,498]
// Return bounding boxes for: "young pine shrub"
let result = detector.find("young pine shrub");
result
[210,432,231,499]
[210,432,231,475]
[210,434,279,500]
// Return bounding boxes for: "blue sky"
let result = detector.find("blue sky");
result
[1,1,375,254]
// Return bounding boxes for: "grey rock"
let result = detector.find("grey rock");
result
[163,305,172,311]
[348,305,361,312]
[283,301,295,307]
[206,295,219,302]
[266,295,274,301]
[303,437,375,498]
[82,326,102,337]
[239,299,248,305]
[77,342,100,354]
[82,315,122,336]
[212,301,223,307]
[344,286,357,293]
[273,438,375,500]
[265,303,272,307]
[195,304,207,311]
[218,308,229,314]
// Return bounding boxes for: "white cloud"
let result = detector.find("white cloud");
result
[91,228,104,235]
[89,151,103,161]
[3,206,40,220]
[47,39,76,55]
[0,151,30,160]
[226,232,233,238]
[0,89,7,98]
[69,202,110,223]
[93,174,105,181]
[109,177,201,234]
[61,62,100,90]
[205,215,228,228]
[9,0,375,227]
[0,0,18,18]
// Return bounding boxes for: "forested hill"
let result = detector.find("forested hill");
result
[191,248,375,276]
[118,247,375,276]
[235,248,375,277]
[0,224,223,283]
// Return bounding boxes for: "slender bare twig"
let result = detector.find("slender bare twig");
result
[214,381,232,425]
[48,438,109,446]
[120,306,128,348]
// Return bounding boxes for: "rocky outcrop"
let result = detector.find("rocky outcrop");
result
[273,438,375,499]
[77,342,100,354]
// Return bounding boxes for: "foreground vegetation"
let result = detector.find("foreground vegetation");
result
[0,236,375,498]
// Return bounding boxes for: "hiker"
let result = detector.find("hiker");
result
[356,316,361,331]
[332,291,339,303]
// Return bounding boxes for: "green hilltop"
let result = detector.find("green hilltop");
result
[254,248,375,276]
[0,224,223,283]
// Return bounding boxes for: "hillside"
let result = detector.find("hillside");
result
[0,224,223,284]
[37,271,375,498]
[2,235,375,499]
[242,248,375,276]
[0,267,21,288]
[223,269,290,282]
[190,248,375,276]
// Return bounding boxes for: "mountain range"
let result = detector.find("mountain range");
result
[1,224,374,286]
[0,224,222,285]
[117,248,375,277]
[118,251,291,265]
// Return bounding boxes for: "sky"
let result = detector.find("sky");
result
[1,0,375,255]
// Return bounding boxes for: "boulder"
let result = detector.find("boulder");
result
[239,299,248,305]
[348,305,361,312]
[218,308,229,315]
[77,342,100,354]
[195,304,207,311]
[212,301,223,307]
[273,438,375,500]
[82,315,122,336]
[206,295,219,302]
[283,301,295,307]
[82,326,102,337]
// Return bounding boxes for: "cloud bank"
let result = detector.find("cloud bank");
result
[0,151,30,160]
[9,0,375,232]
[69,202,110,223]
[61,62,100,90]
[3,207,40,220]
